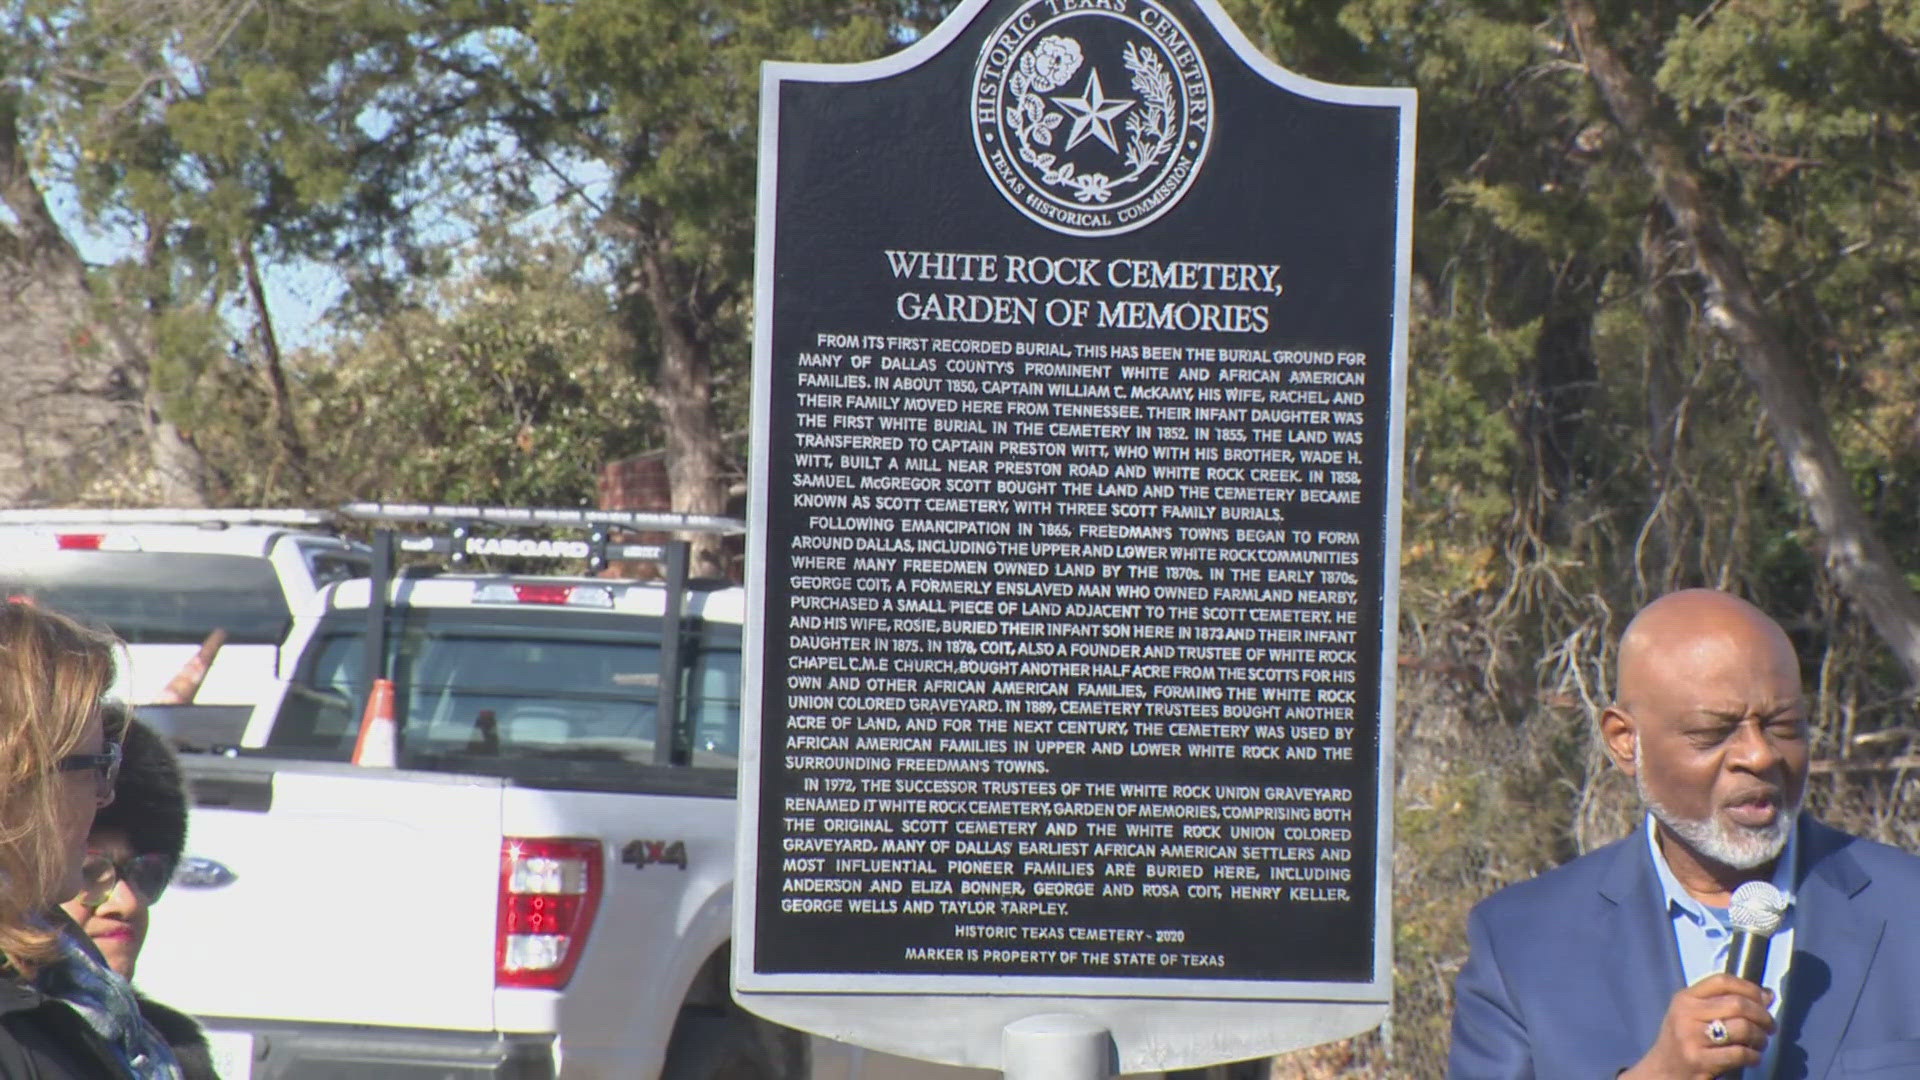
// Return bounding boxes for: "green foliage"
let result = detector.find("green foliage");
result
[290,235,654,508]
[16,0,936,512]
[1401,313,1530,594]
[1213,0,1920,1072]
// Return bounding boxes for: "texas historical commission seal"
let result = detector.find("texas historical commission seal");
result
[973,0,1213,237]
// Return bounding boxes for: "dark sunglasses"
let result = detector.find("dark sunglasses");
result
[57,742,121,808]
[75,850,173,908]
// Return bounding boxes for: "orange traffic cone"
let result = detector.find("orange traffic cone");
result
[159,627,228,704]
[351,678,398,767]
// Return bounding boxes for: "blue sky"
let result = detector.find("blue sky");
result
[48,183,342,351]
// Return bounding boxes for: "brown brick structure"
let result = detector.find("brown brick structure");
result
[597,452,745,583]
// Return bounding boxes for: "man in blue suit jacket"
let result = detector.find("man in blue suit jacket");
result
[1449,590,1920,1079]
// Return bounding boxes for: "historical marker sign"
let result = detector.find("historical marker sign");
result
[738,0,1413,1070]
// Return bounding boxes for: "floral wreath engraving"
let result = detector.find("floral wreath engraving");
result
[1003,36,1179,204]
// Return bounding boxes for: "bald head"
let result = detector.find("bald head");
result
[1615,589,1797,713]
[1602,589,1808,887]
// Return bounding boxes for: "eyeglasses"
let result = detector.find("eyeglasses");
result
[75,850,173,908]
[57,742,121,808]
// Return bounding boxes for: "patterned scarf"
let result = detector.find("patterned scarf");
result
[33,921,184,1080]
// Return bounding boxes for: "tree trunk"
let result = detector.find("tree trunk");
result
[632,245,733,579]
[0,88,210,507]
[240,235,310,498]
[140,396,212,505]
[1563,0,1920,689]
[1637,208,1692,590]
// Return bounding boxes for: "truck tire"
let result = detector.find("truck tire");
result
[661,1010,797,1080]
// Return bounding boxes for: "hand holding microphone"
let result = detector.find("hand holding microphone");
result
[1622,881,1788,1080]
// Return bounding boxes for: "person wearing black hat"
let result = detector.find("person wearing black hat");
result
[60,707,218,1080]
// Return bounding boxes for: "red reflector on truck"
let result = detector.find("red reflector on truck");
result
[496,838,602,990]
[55,534,104,550]
[472,582,616,608]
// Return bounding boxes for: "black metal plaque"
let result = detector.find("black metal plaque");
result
[740,0,1411,1013]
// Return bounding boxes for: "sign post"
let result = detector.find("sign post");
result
[738,0,1413,1071]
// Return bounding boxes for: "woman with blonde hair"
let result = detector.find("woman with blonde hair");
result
[0,600,184,1078]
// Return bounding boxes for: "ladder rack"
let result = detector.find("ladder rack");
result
[338,503,738,771]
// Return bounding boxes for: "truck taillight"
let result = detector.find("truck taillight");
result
[496,838,602,989]
[513,584,573,605]
[55,534,104,550]
[470,582,615,608]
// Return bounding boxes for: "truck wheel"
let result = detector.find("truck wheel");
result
[661,1011,794,1080]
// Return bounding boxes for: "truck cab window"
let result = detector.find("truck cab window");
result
[268,612,743,779]
[2,552,292,645]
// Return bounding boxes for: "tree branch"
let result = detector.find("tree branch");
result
[1563,0,1920,692]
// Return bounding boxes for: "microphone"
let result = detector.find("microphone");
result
[1719,882,1787,1080]
[1724,880,1787,984]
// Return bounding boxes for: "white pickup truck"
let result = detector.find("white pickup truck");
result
[0,508,368,722]
[133,506,807,1080]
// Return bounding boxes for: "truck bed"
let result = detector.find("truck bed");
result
[137,754,739,1079]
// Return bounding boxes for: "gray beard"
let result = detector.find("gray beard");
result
[1634,745,1797,871]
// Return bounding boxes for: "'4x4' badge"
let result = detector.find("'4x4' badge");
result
[620,839,689,870]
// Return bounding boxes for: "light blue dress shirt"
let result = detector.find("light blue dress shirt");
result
[1645,815,1797,1080]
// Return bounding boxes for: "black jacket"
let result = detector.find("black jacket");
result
[137,995,217,1080]
[0,973,130,1079]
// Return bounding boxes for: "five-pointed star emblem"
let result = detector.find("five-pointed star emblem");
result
[1050,69,1136,154]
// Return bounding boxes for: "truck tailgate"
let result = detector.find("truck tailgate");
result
[137,758,507,1031]
[498,776,736,1067]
